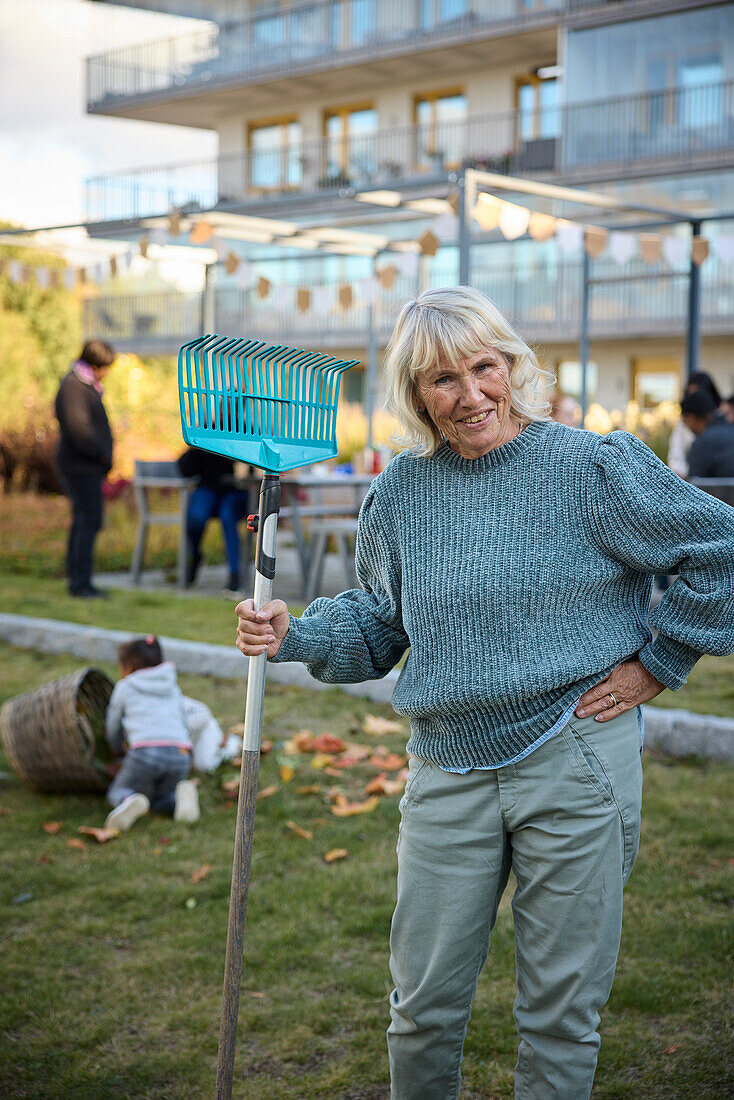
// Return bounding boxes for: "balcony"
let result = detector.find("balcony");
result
[84,253,734,356]
[85,81,734,224]
[85,0,564,117]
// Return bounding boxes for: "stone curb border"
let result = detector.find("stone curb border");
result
[1,613,733,763]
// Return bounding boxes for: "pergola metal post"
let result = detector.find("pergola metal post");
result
[458,168,471,285]
[366,302,377,452]
[201,260,216,334]
[686,219,702,381]
[580,249,591,422]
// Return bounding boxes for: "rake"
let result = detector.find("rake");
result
[178,333,358,1099]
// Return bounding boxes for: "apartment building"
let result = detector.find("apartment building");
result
[85,0,734,411]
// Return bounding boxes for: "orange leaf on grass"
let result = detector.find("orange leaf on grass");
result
[43,821,63,835]
[260,740,273,755]
[368,753,406,772]
[78,826,120,843]
[190,863,212,884]
[286,820,313,840]
[221,778,239,800]
[67,838,87,850]
[256,784,278,801]
[331,796,380,817]
[38,854,55,865]
[363,715,405,736]
[283,730,315,754]
[297,785,322,795]
[310,753,335,770]
[312,733,346,754]
[365,774,406,797]
[279,764,295,783]
[323,848,349,864]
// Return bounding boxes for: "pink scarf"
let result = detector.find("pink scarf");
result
[72,360,104,395]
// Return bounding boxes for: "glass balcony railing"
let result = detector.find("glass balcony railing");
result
[85,0,565,111]
[85,81,734,223]
[84,252,734,352]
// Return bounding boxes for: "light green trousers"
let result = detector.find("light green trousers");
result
[387,708,643,1100]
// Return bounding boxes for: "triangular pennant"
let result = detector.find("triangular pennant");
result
[150,228,167,247]
[416,229,439,256]
[358,277,377,305]
[167,211,182,236]
[712,234,734,265]
[212,238,229,261]
[433,212,457,239]
[662,235,688,267]
[139,237,149,258]
[584,226,608,259]
[691,237,709,266]
[257,276,271,299]
[49,268,61,290]
[77,267,87,285]
[35,267,50,289]
[312,285,332,314]
[608,231,637,265]
[377,264,398,290]
[498,201,530,241]
[473,194,502,232]
[639,234,662,265]
[528,212,557,242]
[556,222,583,255]
[109,256,118,278]
[397,251,419,277]
[7,260,23,283]
[235,259,255,289]
[189,220,213,245]
[225,251,239,275]
[64,268,76,290]
[338,283,353,310]
[296,287,311,313]
[273,284,291,309]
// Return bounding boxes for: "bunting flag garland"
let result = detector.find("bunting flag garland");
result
[167,211,182,236]
[662,235,687,267]
[273,283,291,309]
[77,267,87,286]
[691,236,710,266]
[35,267,50,289]
[713,235,734,264]
[474,193,502,231]
[225,251,239,275]
[639,234,662,265]
[338,283,353,310]
[556,221,584,255]
[139,236,149,258]
[256,276,271,299]
[212,238,229,261]
[64,268,76,290]
[377,264,398,290]
[433,212,457,239]
[357,277,378,305]
[311,285,332,315]
[397,251,419,278]
[149,228,167,247]
[109,256,118,278]
[608,230,637,265]
[235,258,255,289]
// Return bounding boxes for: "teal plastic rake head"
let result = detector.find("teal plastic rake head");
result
[178,334,359,473]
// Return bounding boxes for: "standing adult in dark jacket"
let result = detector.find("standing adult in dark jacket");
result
[54,340,115,597]
[681,390,734,478]
[177,447,250,593]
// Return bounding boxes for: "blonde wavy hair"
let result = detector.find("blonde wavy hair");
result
[384,286,552,455]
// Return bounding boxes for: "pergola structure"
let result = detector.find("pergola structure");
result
[4,168,730,426]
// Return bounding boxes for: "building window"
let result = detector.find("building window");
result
[516,73,559,142]
[632,357,680,408]
[557,360,598,403]
[414,90,467,171]
[420,0,468,31]
[323,105,377,184]
[248,118,302,190]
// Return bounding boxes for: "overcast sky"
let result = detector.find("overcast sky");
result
[0,0,217,228]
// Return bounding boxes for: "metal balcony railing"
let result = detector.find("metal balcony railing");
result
[85,0,565,111]
[85,81,734,223]
[84,253,734,352]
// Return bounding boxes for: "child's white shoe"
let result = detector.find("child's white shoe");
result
[174,780,200,823]
[105,793,150,832]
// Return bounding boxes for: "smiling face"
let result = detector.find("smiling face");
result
[415,348,520,460]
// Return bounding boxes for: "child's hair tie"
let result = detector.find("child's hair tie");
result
[145,634,155,645]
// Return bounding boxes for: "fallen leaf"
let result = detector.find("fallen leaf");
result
[260,740,273,755]
[283,730,315,754]
[297,785,322,795]
[312,733,346,754]
[323,848,349,864]
[323,767,344,778]
[67,838,87,850]
[279,764,295,783]
[363,715,405,736]
[256,784,278,801]
[664,1046,679,1054]
[310,753,335,770]
[78,826,120,843]
[0,807,11,815]
[327,788,347,804]
[190,863,212,884]
[250,991,266,999]
[365,774,406,797]
[158,836,171,846]
[285,820,313,840]
[42,821,63,835]
[368,753,406,772]
[221,778,239,800]
[229,756,242,768]
[153,847,162,856]
[38,854,55,865]
[331,796,380,818]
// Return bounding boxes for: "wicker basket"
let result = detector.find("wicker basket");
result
[0,667,114,793]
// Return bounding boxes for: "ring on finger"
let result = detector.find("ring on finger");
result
[608,691,618,708]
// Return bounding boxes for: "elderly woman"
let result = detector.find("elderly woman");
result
[236,287,734,1099]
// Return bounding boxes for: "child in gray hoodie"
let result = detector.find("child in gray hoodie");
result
[104,636,199,832]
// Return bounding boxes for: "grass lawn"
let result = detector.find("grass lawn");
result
[1,645,733,1099]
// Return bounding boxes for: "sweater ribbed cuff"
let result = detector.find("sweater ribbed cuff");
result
[638,636,701,691]
[270,613,333,666]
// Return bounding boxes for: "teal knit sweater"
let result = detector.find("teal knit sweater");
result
[273,421,734,769]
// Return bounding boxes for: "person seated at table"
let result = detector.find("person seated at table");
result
[177,447,250,593]
[681,390,734,479]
